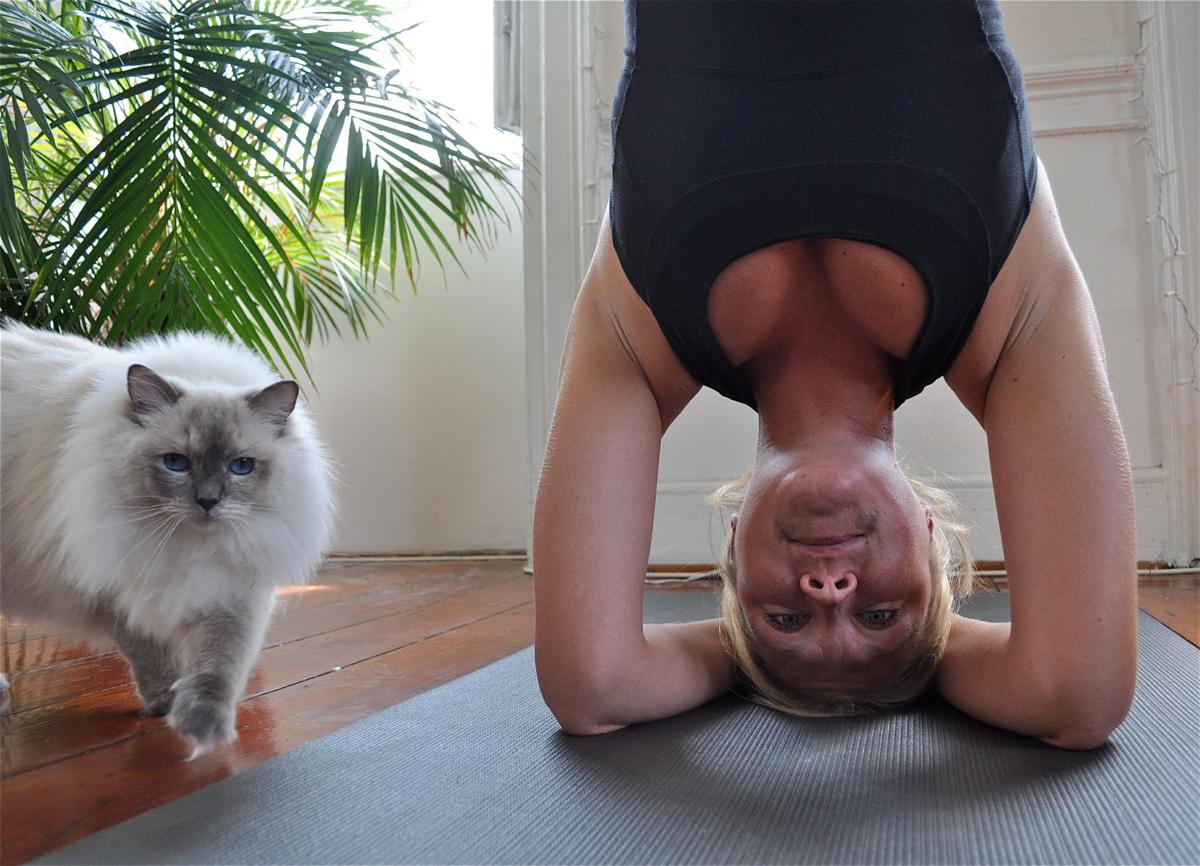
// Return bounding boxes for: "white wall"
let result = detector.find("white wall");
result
[895,0,1166,557]
[300,168,528,554]
[1002,1,1137,63]
[526,0,1199,566]
[283,1,529,556]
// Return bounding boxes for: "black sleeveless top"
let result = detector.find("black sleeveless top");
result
[608,0,1037,408]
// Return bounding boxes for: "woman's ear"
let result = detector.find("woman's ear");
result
[925,506,933,534]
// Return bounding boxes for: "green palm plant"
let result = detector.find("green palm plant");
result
[1,0,517,376]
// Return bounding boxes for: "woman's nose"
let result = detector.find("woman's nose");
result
[799,571,857,605]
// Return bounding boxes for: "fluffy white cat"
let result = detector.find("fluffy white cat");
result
[0,322,334,757]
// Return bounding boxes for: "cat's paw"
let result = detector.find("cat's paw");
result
[166,678,237,759]
[137,687,175,718]
[129,669,181,717]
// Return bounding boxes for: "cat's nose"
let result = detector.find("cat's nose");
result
[195,497,219,512]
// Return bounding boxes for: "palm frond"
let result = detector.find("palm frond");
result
[4,0,519,378]
[0,1,99,263]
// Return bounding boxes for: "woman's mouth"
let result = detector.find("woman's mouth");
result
[787,533,864,552]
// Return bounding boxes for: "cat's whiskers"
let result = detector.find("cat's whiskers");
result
[93,507,173,530]
[91,515,162,533]
[104,512,182,583]
[124,496,176,511]
[132,513,187,599]
[112,496,193,528]
[126,514,188,606]
[97,500,177,527]
[226,512,273,576]
[238,508,315,585]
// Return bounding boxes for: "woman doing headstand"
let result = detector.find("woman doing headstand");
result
[533,0,1137,749]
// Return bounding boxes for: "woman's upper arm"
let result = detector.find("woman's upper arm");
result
[939,263,1138,748]
[532,275,681,730]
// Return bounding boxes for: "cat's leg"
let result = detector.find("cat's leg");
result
[168,590,274,759]
[0,673,10,712]
[109,620,180,717]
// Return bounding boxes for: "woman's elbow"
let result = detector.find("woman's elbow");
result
[535,652,629,736]
[1041,679,1136,750]
[1040,716,1113,750]
[1042,716,1121,751]
[542,693,628,736]
[551,707,626,737]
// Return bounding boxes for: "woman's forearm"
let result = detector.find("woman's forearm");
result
[936,614,1134,750]
[640,618,736,716]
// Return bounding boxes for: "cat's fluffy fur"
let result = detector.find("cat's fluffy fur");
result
[0,322,334,757]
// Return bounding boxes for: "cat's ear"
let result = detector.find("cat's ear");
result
[127,364,181,420]
[248,380,299,428]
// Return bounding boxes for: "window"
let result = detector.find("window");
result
[383,1,522,161]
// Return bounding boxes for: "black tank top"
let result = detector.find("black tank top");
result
[608,0,1036,408]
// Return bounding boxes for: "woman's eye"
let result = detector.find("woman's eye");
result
[161,453,190,472]
[859,610,899,630]
[229,457,255,476]
[766,613,808,632]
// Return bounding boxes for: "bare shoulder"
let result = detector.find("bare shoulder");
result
[967,156,1134,586]
[945,157,1085,420]
[576,212,701,427]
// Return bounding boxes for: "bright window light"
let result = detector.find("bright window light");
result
[383,0,522,162]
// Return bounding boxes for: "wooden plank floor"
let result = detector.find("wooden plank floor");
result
[1,561,1196,864]
[0,559,536,865]
[1136,579,1200,647]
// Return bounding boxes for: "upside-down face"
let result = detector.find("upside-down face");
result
[731,443,934,693]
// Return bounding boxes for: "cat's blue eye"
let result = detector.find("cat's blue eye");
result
[162,453,191,472]
[229,457,255,476]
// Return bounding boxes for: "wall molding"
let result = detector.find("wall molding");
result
[1136,0,1200,565]
[1024,55,1145,137]
[650,470,1173,564]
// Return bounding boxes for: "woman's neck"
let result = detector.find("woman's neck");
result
[752,348,897,457]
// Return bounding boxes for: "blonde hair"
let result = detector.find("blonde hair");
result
[711,470,974,717]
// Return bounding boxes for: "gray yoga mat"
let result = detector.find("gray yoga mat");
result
[37,591,1200,865]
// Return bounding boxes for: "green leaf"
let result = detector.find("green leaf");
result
[308,102,346,209]
[6,0,518,381]
[4,112,29,190]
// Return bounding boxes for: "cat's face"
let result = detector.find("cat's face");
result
[122,364,299,527]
